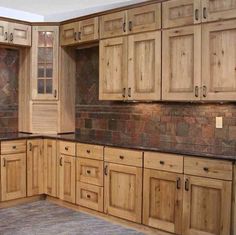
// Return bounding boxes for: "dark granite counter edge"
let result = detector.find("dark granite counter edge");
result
[0,133,235,162]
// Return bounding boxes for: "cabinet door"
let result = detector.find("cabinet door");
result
[128,31,161,100]
[59,154,75,203]
[104,163,142,223]
[99,37,127,100]
[162,0,201,28]
[1,153,26,201]
[143,169,183,235]
[182,175,231,235]
[162,26,201,101]
[0,21,8,43]
[8,23,31,46]
[31,26,59,100]
[27,140,44,196]
[202,20,236,101]
[100,11,127,39]
[76,158,103,186]
[202,0,236,22]
[44,139,57,197]
[60,22,79,46]
[127,3,161,34]
[79,17,99,43]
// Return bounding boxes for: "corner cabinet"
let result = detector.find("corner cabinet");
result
[31,26,59,100]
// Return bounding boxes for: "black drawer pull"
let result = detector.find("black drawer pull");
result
[12,146,16,149]
[86,150,91,154]
[185,179,189,191]
[65,147,69,151]
[203,167,209,172]
[119,155,124,160]
[86,170,91,174]
[87,194,91,199]
[160,161,165,165]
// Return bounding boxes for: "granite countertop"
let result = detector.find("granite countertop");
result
[0,132,235,161]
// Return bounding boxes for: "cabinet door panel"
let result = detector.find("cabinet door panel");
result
[59,154,76,203]
[127,3,161,34]
[100,11,127,39]
[9,23,31,46]
[1,154,26,201]
[99,37,127,100]
[143,169,183,234]
[0,21,8,43]
[27,140,44,196]
[128,31,161,100]
[79,17,99,43]
[104,163,142,223]
[60,22,79,46]
[162,0,201,28]
[182,175,231,235]
[44,139,57,197]
[202,20,236,100]
[202,0,236,22]
[162,26,201,101]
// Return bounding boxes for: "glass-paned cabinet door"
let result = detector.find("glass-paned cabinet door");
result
[31,26,59,100]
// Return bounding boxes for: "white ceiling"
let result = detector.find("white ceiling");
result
[0,0,147,22]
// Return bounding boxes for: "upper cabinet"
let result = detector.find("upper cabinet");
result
[100,3,161,39]
[162,0,236,28]
[0,21,31,46]
[31,26,59,100]
[60,17,99,46]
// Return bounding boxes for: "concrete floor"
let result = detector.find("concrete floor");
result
[0,201,145,235]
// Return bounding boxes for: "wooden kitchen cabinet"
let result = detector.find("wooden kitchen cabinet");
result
[99,37,127,100]
[202,20,236,101]
[143,169,183,235]
[0,21,9,43]
[31,26,59,100]
[27,139,44,196]
[1,153,26,201]
[128,31,161,100]
[44,139,57,197]
[182,175,232,235]
[59,154,76,203]
[162,25,201,101]
[104,162,142,223]
[60,22,79,46]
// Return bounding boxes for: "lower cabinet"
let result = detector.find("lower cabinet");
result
[182,175,232,235]
[59,154,76,203]
[104,162,142,223]
[1,153,26,201]
[44,139,57,197]
[27,139,44,196]
[143,169,183,235]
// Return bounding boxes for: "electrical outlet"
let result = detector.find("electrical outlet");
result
[216,117,223,129]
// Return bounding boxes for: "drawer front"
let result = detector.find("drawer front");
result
[184,157,233,180]
[77,143,104,160]
[104,147,143,167]
[76,182,103,212]
[1,140,26,154]
[144,152,183,173]
[77,158,103,186]
[60,141,76,156]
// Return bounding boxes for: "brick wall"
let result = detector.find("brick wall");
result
[75,47,236,148]
[0,48,19,133]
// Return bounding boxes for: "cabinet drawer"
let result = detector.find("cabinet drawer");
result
[59,141,76,156]
[76,182,103,212]
[104,147,143,167]
[1,140,26,154]
[184,157,233,180]
[77,143,104,160]
[76,158,103,186]
[144,152,183,173]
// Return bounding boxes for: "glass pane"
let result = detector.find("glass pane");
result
[38,32,45,47]
[46,79,53,94]
[45,32,54,47]
[46,64,53,78]
[38,79,45,94]
[45,48,53,63]
[38,48,45,63]
[38,64,45,78]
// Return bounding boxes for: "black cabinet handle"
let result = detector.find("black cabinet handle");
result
[4,32,8,41]
[195,9,199,21]
[123,22,126,32]
[176,177,181,189]
[129,21,132,31]
[60,157,63,166]
[203,7,207,19]
[185,179,189,191]
[74,32,77,41]
[104,165,108,175]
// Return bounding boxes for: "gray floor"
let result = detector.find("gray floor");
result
[0,201,145,235]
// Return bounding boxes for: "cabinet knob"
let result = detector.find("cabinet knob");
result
[12,145,16,149]
[159,160,165,165]
[203,167,209,172]
[86,149,90,154]
[86,170,91,174]
[65,146,69,151]
[87,194,91,199]
[119,155,124,160]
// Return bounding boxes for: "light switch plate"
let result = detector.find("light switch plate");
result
[216,117,223,129]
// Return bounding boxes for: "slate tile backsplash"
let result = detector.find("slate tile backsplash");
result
[0,48,19,133]
[75,46,236,148]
